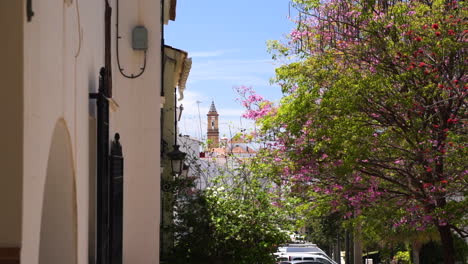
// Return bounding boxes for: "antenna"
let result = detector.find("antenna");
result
[196,100,203,141]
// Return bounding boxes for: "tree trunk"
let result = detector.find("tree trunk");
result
[437,225,455,264]
[335,233,342,264]
[354,223,362,264]
[411,240,422,264]
[345,230,352,264]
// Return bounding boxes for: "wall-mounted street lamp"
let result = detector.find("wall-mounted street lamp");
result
[167,145,186,176]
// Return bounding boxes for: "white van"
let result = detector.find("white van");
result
[275,245,337,264]
[276,253,335,263]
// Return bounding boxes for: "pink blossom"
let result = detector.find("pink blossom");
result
[344,212,353,219]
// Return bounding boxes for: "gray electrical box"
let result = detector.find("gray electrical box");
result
[132,26,148,50]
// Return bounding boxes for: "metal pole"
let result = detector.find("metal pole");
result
[196,100,203,140]
[174,88,178,144]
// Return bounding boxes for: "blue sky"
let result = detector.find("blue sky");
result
[165,0,295,140]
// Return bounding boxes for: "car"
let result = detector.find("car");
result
[278,261,323,264]
[275,244,337,264]
[283,246,325,254]
[276,253,335,264]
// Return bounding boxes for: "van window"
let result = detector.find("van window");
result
[316,258,332,264]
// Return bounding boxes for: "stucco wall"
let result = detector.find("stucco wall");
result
[38,120,77,264]
[109,0,162,262]
[20,0,162,263]
[22,0,104,263]
[0,1,23,248]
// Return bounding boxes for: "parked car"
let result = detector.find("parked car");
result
[278,261,323,264]
[282,245,325,254]
[275,244,337,264]
[276,253,335,264]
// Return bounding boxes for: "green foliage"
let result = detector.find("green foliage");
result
[204,175,291,264]
[172,171,292,264]
[257,0,467,260]
[394,251,412,264]
[172,192,216,263]
[302,212,343,251]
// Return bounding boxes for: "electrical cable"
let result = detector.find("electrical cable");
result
[74,0,82,58]
[116,0,147,79]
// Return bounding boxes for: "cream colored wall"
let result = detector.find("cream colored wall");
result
[109,0,162,262]
[22,0,104,263]
[39,120,77,264]
[0,1,23,248]
[20,0,162,263]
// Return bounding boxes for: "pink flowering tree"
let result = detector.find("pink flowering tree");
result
[243,0,467,263]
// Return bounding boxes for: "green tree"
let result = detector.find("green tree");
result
[205,174,291,264]
[172,158,292,264]
[240,1,466,263]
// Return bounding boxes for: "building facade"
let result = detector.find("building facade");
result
[160,45,191,261]
[0,1,183,263]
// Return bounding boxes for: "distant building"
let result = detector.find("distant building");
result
[177,102,259,190]
[204,101,256,158]
[209,137,256,159]
[207,101,220,149]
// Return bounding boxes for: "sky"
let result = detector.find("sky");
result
[165,0,295,140]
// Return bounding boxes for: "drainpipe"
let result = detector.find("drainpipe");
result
[161,0,165,98]
[104,0,112,98]
[160,1,166,263]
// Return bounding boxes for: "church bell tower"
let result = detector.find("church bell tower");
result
[207,101,219,149]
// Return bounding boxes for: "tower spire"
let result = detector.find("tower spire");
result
[209,100,217,113]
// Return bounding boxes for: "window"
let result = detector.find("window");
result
[316,258,332,264]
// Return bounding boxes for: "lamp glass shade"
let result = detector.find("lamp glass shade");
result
[180,163,189,178]
[167,145,186,176]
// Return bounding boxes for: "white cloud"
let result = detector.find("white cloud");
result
[187,58,276,87]
[174,56,281,139]
[179,90,244,117]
